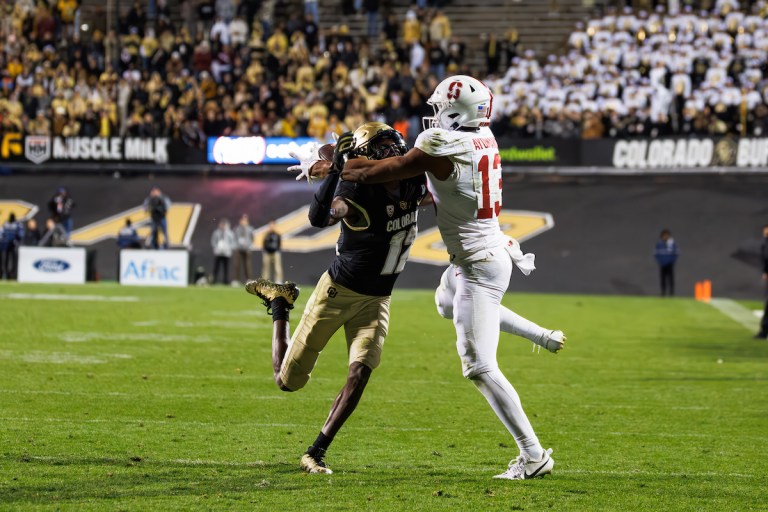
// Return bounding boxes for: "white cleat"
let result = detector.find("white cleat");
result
[535,330,566,353]
[493,448,554,480]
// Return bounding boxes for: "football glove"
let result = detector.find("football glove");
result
[288,142,322,183]
[332,131,355,172]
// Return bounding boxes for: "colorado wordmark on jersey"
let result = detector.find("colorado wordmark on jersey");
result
[328,176,428,296]
[415,127,507,259]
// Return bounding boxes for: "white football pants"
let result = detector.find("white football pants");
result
[436,249,544,458]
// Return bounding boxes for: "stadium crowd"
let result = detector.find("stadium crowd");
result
[0,0,466,146]
[1,0,768,144]
[488,0,768,139]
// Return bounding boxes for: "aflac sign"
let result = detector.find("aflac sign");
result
[119,250,188,287]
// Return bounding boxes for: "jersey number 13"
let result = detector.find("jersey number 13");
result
[477,152,502,219]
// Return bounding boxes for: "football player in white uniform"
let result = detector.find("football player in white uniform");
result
[341,75,566,480]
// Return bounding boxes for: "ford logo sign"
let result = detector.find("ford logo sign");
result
[33,259,71,273]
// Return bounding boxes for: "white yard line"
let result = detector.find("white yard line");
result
[0,350,133,364]
[2,416,764,439]
[16,455,759,479]
[708,298,760,332]
[1,293,139,302]
[59,332,214,343]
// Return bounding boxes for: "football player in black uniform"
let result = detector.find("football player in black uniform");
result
[246,122,428,474]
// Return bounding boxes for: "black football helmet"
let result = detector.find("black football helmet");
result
[351,122,409,160]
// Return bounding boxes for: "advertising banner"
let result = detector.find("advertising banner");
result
[0,134,207,165]
[207,136,326,165]
[18,247,87,284]
[496,138,581,166]
[582,137,768,169]
[119,249,189,287]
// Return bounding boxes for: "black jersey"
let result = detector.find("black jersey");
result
[328,175,428,296]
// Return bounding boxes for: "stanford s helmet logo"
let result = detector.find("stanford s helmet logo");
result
[447,81,462,100]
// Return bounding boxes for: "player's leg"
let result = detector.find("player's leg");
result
[245,277,301,389]
[499,305,566,353]
[274,251,283,283]
[302,290,389,474]
[261,252,270,281]
[435,265,457,319]
[245,250,253,280]
[436,263,565,353]
[669,265,675,296]
[452,255,551,476]
[150,221,159,249]
[758,296,768,338]
[232,250,242,282]
[160,218,169,249]
[300,361,372,475]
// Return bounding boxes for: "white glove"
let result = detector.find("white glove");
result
[288,142,322,183]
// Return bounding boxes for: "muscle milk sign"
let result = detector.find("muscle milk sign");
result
[24,137,169,164]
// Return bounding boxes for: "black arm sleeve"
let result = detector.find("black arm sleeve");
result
[307,170,341,227]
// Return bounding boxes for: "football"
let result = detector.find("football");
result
[318,143,335,161]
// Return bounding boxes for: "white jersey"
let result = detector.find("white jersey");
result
[415,127,508,259]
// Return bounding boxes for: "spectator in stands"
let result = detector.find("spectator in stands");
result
[655,229,679,297]
[304,0,319,25]
[233,214,255,283]
[48,187,75,234]
[261,219,283,283]
[39,218,70,248]
[211,218,235,284]
[117,219,143,249]
[365,0,380,40]
[21,219,41,247]
[144,186,171,249]
[1,213,23,279]
[402,7,421,46]
[428,9,451,50]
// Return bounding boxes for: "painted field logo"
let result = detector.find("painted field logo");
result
[33,259,70,273]
[123,259,181,281]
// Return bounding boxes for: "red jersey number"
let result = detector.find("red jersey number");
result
[477,152,502,219]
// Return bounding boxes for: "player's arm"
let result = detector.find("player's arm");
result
[326,196,359,226]
[307,133,355,227]
[307,169,341,227]
[341,148,453,184]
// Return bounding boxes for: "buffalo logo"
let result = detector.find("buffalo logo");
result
[713,138,737,166]
[327,287,338,298]
[386,205,394,217]
[25,136,51,164]
[33,258,70,273]
[399,201,408,210]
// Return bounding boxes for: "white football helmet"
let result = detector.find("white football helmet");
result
[423,75,494,130]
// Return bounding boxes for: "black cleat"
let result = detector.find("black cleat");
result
[245,278,300,312]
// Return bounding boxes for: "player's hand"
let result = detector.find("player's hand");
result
[288,142,322,183]
[332,131,355,172]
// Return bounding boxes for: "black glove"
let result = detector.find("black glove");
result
[332,131,355,172]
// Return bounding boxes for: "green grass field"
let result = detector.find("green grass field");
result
[1,281,767,511]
